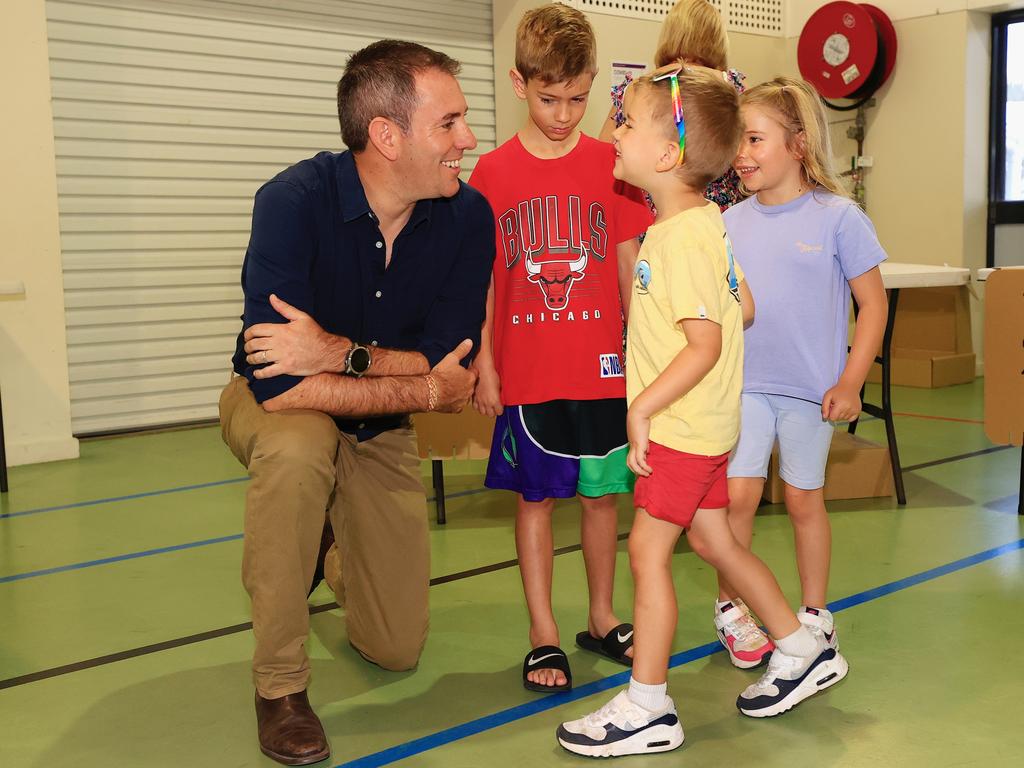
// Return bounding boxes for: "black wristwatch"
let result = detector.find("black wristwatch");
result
[343,343,372,377]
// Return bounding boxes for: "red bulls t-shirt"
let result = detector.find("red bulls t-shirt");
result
[469,134,653,405]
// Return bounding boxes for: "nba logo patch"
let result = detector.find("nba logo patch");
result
[599,354,624,378]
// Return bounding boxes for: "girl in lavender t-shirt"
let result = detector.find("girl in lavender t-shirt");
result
[714,77,888,671]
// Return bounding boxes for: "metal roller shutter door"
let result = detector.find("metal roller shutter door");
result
[47,0,495,434]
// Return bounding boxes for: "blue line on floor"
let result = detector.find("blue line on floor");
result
[0,534,245,584]
[338,640,720,768]
[0,477,250,520]
[0,487,494,583]
[828,538,1024,612]
[0,408,930,525]
[0,482,490,522]
[333,537,1024,768]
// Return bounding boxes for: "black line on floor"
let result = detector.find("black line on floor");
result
[2,444,1011,691]
[0,533,631,690]
[0,622,254,690]
[902,445,1011,472]
[429,532,630,587]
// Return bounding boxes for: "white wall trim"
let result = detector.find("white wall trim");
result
[5,435,81,467]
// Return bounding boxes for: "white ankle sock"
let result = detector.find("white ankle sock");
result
[628,678,667,712]
[775,625,819,658]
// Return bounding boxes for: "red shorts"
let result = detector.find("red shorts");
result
[633,442,730,528]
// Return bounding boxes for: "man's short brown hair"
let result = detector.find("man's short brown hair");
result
[337,40,461,152]
[515,4,596,84]
[632,65,741,189]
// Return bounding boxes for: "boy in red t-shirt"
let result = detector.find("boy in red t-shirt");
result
[469,4,653,693]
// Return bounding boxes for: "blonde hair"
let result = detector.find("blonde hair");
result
[654,0,729,69]
[741,76,849,198]
[515,4,597,84]
[631,64,742,189]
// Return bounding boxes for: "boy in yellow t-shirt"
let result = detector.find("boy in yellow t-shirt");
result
[557,65,849,758]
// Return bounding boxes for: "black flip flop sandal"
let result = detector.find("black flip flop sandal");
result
[522,645,573,693]
[575,622,634,666]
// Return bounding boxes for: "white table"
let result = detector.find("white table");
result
[976,266,1024,282]
[879,262,970,289]
[848,263,972,505]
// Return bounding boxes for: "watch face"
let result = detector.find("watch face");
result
[349,346,371,374]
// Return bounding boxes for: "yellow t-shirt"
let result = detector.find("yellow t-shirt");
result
[626,202,745,456]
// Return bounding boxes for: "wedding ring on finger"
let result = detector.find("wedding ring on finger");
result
[261,350,269,364]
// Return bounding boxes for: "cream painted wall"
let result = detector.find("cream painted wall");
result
[781,12,983,269]
[492,2,987,270]
[492,0,787,144]
[492,0,662,142]
[0,1,1010,469]
[964,11,994,361]
[964,11,991,275]
[0,0,79,466]
[491,1,1006,368]
[781,4,995,361]
[787,0,1024,34]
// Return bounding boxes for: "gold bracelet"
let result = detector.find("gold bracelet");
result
[425,374,438,412]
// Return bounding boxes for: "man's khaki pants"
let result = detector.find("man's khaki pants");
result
[219,377,429,698]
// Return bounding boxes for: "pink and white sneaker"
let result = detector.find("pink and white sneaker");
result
[798,606,839,650]
[714,600,774,669]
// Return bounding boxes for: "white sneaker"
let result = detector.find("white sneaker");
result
[557,690,684,757]
[714,600,774,669]
[736,634,848,718]
[798,606,839,650]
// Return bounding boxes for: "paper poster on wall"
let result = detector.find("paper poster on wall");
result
[611,61,647,91]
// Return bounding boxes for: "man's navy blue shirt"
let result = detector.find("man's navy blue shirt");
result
[231,150,495,440]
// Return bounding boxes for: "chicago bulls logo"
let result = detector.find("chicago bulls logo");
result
[524,244,589,310]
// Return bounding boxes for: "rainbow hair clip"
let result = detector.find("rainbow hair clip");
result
[653,66,686,166]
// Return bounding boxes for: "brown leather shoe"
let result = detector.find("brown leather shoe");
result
[255,690,330,766]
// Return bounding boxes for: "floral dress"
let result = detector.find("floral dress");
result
[610,68,746,213]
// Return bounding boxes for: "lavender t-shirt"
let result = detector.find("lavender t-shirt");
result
[723,190,887,404]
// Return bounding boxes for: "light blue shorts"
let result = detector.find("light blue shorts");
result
[727,393,835,491]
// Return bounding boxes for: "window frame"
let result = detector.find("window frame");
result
[988,9,1024,267]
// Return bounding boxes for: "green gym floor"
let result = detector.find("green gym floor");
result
[1,379,1022,767]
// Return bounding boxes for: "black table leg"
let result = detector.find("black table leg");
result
[432,459,446,525]
[1018,445,1023,517]
[848,288,906,504]
[0,387,8,493]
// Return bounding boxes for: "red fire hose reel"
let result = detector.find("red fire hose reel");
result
[798,2,897,106]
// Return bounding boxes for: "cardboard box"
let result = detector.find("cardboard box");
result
[867,285,975,388]
[983,269,1024,448]
[870,348,976,388]
[762,430,894,503]
[413,408,494,460]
